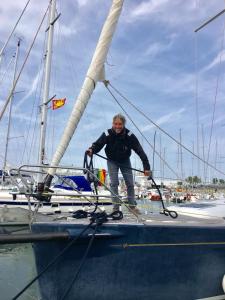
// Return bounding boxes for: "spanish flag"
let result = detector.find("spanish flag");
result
[97,169,106,186]
[52,98,66,110]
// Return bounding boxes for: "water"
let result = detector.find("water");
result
[138,199,164,215]
[0,244,39,300]
[0,200,165,300]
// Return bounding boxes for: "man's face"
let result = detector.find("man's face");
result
[112,118,124,134]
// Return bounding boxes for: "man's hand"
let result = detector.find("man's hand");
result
[86,148,93,157]
[144,170,152,177]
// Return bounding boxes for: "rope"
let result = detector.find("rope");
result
[82,154,143,221]
[104,83,180,179]
[83,152,98,185]
[60,210,124,299]
[12,210,118,300]
[94,153,178,219]
[11,221,94,300]
[72,208,123,222]
[60,224,98,300]
[106,82,225,177]
[83,151,100,212]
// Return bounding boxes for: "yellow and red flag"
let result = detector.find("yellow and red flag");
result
[97,169,106,186]
[52,98,66,110]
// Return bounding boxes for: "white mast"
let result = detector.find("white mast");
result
[46,0,124,181]
[38,0,56,171]
[2,39,21,173]
[179,128,184,181]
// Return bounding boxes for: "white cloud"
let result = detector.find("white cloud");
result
[125,0,224,32]
[12,111,36,122]
[141,107,186,132]
[14,67,42,112]
[59,23,77,37]
[144,42,162,57]
[77,0,89,7]
[129,0,169,19]
[202,49,225,72]
[0,0,224,175]
[0,0,47,45]
[144,34,176,58]
[214,115,225,125]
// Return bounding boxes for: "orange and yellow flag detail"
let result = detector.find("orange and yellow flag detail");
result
[97,169,106,186]
[52,98,66,110]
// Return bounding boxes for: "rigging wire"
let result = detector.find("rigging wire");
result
[205,19,225,174]
[44,0,63,163]
[0,54,15,87]
[106,82,225,177]
[33,59,46,164]
[194,30,200,176]
[20,31,47,165]
[26,18,49,165]
[50,1,62,160]
[60,224,98,300]
[201,124,207,183]
[11,222,94,300]
[0,0,32,59]
[0,3,49,122]
[104,83,180,179]
[44,1,80,163]
[28,108,39,164]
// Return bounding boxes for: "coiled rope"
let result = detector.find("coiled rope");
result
[12,210,112,300]
[94,153,178,219]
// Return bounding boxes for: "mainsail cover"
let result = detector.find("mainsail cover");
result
[47,0,124,177]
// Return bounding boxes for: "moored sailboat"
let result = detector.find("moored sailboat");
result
[9,1,225,299]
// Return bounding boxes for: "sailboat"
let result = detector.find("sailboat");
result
[7,1,225,299]
[0,0,111,220]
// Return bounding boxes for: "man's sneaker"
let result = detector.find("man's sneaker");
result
[129,206,141,215]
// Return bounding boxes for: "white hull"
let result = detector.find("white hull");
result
[0,188,112,215]
[169,196,225,219]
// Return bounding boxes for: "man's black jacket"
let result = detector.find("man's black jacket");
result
[91,128,150,170]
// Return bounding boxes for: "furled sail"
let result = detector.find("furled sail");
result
[46,0,124,182]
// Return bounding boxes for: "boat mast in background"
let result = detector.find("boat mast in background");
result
[38,0,56,180]
[179,128,184,181]
[45,0,124,185]
[2,39,21,184]
[152,130,156,177]
[0,0,31,67]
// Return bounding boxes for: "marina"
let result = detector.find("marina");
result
[0,244,39,300]
[1,0,225,299]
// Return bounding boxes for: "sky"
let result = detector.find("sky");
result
[0,0,225,182]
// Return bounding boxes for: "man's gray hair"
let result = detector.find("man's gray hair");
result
[113,113,126,125]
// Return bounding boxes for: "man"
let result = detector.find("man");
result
[87,114,151,214]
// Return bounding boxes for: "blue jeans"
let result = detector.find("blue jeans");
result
[107,158,136,209]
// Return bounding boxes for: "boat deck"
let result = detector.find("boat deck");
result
[35,206,225,228]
